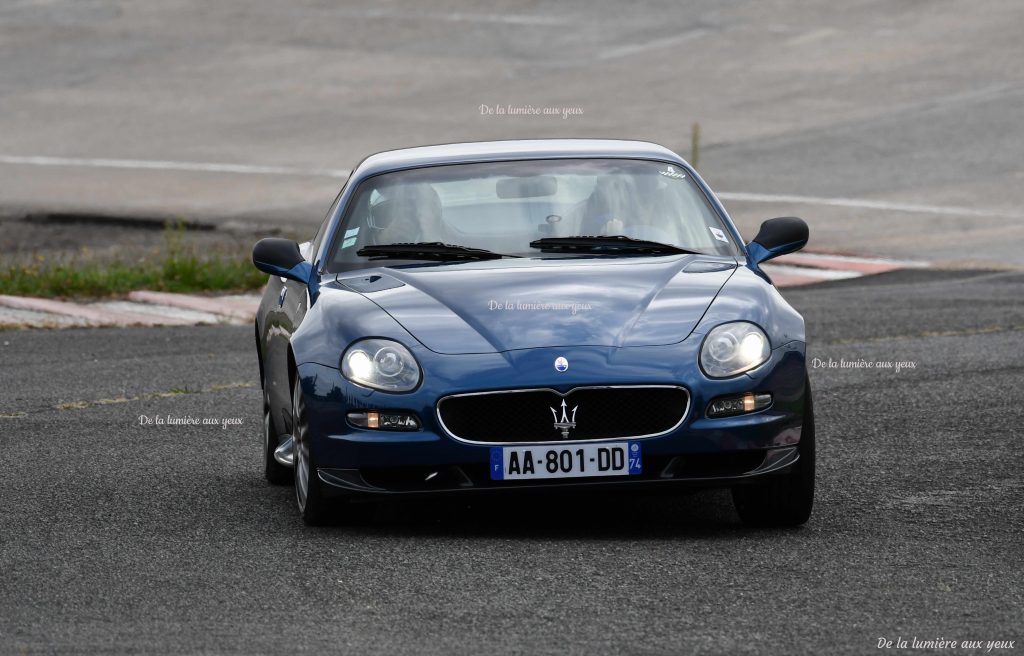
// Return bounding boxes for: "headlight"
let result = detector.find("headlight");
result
[341,339,421,392]
[699,322,771,378]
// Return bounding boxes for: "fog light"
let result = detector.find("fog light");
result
[347,410,420,431]
[706,392,772,418]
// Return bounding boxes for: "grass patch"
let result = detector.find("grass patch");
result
[1,224,266,298]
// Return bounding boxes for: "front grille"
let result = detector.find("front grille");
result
[437,386,689,443]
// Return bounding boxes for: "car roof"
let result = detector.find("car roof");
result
[351,139,686,179]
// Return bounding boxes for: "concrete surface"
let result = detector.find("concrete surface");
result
[1,1,1023,267]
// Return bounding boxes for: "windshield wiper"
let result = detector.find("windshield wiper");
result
[529,235,700,255]
[357,242,518,261]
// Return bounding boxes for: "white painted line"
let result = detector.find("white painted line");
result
[717,191,1020,220]
[411,11,565,26]
[599,29,708,60]
[3,153,1016,221]
[760,264,862,281]
[343,8,567,26]
[0,155,350,179]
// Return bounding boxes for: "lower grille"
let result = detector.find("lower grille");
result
[437,386,689,443]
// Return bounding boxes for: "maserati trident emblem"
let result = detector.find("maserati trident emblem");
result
[554,356,569,372]
[550,399,578,439]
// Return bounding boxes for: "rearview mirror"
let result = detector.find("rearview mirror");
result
[496,176,557,199]
[746,217,808,266]
[252,238,313,284]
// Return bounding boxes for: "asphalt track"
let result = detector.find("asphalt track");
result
[3,0,1024,268]
[2,268,1022,655]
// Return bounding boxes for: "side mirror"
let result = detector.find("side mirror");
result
[252,238,313,284]
[745,217,808,266]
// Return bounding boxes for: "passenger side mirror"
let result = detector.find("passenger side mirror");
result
[746,217,808,265]
[252,238,313,284]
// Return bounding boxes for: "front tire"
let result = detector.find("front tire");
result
[732,379,816,527]
[292,377,330,526]
[263,405,291,485]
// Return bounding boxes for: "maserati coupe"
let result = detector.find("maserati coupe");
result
[252,139,814,526]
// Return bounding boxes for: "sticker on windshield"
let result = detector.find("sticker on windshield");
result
[659,165,687,180]
[709,227,729,243]
[342,227,359,249]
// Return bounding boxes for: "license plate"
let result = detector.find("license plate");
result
[490,441,642,481]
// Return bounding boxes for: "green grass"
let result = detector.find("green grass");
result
[1,224,267,298]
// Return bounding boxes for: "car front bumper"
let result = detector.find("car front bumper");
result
[298,340,808,497]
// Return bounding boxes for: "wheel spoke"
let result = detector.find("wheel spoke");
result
[293,384,308,510]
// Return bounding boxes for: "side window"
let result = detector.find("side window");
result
[310,191,344,266]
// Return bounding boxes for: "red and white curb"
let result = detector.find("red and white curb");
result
[0,252,925,328]
[0,292,261,328]
[762,251,927,287]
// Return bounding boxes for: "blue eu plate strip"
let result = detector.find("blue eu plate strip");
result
[490,447,504,480]
[627,441,642,475]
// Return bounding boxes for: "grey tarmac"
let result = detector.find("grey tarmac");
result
[2,1,1024,268]
[1,268,1021,654]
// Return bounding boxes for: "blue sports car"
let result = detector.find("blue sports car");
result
[252,139,814,527]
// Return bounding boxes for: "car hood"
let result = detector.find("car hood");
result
[335,256,736,354]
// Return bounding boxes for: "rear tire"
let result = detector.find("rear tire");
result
[263,405,292,485]
[292,378,330,526]
[732,379,815,527]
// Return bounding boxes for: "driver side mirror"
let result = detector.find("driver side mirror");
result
[745,217,808,266]
[252,238,314,285]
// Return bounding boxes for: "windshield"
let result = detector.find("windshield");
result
[325,158,738,271]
